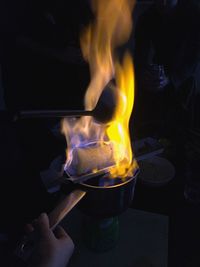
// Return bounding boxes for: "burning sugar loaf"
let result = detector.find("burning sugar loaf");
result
[66,142,115,176]
[62,0,137,179]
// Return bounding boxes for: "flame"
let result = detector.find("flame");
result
[107,52,136,177]
[62,0,137,178]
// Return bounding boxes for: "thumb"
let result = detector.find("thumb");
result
[53,225,69,239]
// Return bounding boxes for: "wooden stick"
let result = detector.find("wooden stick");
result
[48,189,86,230]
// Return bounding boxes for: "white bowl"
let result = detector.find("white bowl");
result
[138,156,175,187]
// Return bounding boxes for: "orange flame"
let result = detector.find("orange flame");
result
[62,0,137,178]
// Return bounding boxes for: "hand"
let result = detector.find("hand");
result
[142,64,169,91]
[28,213,74,267]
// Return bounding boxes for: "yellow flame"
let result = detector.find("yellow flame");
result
[81,0,135,111]
[106,52,135,177]
[62,0,137,178]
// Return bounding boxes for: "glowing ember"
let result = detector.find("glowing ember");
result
[62,0,138,178]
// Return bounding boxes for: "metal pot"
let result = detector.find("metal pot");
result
[60,168,139,219]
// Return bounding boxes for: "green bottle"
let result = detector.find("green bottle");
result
[82,216,119,252]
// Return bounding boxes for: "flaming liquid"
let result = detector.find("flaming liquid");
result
[62,0,138,179]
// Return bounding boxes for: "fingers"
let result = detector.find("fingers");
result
[35,213,51,238]
[28,213,74,244]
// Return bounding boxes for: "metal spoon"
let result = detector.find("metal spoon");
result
[16,82,118,124]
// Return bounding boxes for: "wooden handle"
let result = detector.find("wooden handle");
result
[48,189,86,230]
[14,189,86,261]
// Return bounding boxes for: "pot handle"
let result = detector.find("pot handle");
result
[49,189,86,229]
[15,189,86,261]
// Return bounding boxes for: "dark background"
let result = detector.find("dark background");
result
[0,1,200,267]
